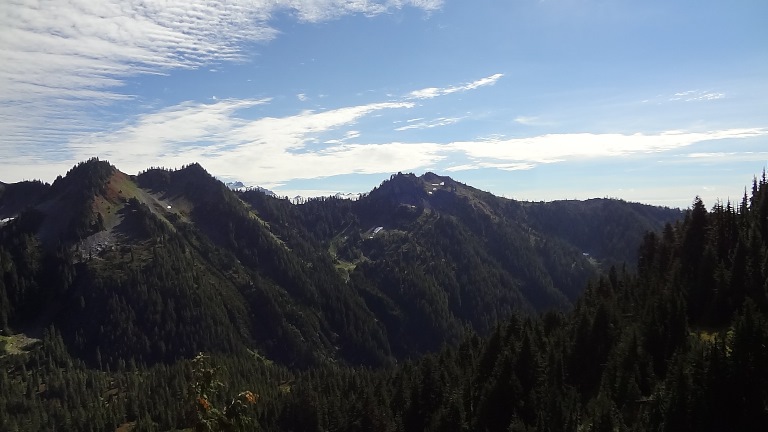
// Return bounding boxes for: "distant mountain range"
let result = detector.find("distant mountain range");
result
[224,180,361,203]
[0,158,682,367]
[290,192,362,204]
[224,180,247,190]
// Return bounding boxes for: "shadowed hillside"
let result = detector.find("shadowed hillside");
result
[1,159,680,368]
[1,167,765,432]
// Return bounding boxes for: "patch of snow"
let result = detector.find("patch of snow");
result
[290,192,361,205]
[373,227,383,235]
[254,186,277,196]
[0,217,15,225]
[225,182,278,197]
[334,192,362,201]
[225,181,246,190]
[166,205,172,209]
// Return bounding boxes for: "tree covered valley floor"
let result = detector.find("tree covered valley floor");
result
[1,160,767,431]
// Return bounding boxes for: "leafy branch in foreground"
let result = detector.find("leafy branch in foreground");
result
[188,353,259,431]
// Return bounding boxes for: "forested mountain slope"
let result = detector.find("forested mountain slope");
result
[1,159,679,369]
[1,169,765,432]
[0,180,48,220]
[240,172,681,353]
[264,172,768,432]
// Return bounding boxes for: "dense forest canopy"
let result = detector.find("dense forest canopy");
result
[3,160,766,431]
[0,159,680,368]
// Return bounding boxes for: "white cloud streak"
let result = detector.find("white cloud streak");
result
[4,87,764,189]
[0,0,443,152]
[670,90,725,102]
[1,98,423,184]
[408,73,504,99]
[513,116,552,126]
[395,116,462,131]
[685,151,768,162]
[446,162,535,172]
[448,129,768,166]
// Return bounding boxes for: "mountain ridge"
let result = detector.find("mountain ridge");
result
[1,169,766,432]
[0,159,682,367]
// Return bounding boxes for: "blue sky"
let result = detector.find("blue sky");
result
[1,0,766,208]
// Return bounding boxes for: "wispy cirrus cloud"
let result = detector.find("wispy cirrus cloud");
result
[324,130,361,145]
[1,37,763,192]
[446,162,535,172]
[688,152,741,158]
[685,151,768,162]
[408,73,504,99]
[8,85,763,188]
[67,98,273,163]
[669,90,725,102]
[3,73,766,186]
[0,0,443,152]
[395,116,463,131]
[513,115,555,127]
[0,71,510,182]
[447,129,768,168]
[24,98,422,184]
